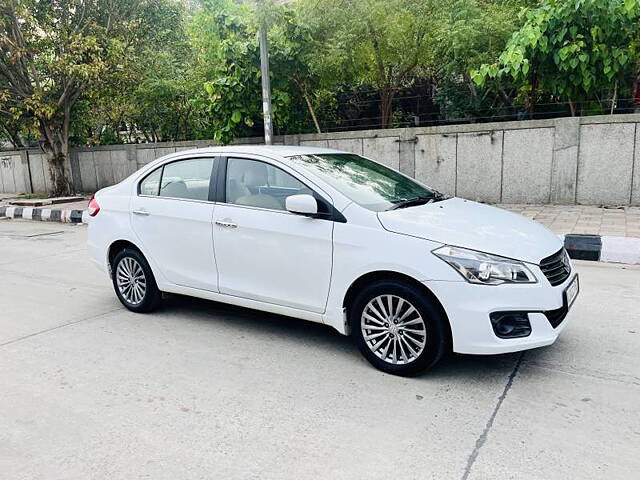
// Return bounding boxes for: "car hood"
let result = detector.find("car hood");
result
[377,198,562,264]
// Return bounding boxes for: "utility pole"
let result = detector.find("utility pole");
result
[259,27,273,145]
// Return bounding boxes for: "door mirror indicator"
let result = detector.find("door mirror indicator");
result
[286,194,318,216]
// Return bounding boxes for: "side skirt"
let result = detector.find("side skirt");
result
[161,283,328,326]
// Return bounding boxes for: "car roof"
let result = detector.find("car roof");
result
[169,144,347,159]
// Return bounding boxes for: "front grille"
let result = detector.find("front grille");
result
[539,249,571,286]
[544,305,569,328]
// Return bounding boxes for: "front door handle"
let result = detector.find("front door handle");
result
[133,209,150,216]
[215,220,238,228]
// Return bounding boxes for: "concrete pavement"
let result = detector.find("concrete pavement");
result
[0,220,639,479]
[499,204,640,238]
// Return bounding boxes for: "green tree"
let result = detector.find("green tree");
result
[0,0,182,195]
[84,0,194,144]
[472,0,640,116]
[298,0,438,129]
[192,1,262,144]
[191,0,320,143]
[431,0,531,120]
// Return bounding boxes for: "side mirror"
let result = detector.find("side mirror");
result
[286,194,318,216]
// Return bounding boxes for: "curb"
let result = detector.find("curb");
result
[0,207,638,265]
[0,205,89,224]
[563,234,640,265]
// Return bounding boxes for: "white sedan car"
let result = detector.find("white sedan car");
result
[87,146,579,375]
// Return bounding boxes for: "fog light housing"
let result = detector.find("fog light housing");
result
[489,312,531,339]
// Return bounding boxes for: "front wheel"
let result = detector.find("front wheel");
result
[351,280,449,376]
[111,248,161,313]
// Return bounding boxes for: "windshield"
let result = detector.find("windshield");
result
[288,153,443,212]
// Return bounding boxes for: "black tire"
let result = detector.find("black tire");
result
[350,279,449,376]
[111,248,162,313]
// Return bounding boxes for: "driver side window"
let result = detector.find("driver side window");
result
[225,158,312,211]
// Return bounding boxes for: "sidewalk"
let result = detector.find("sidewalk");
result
[499,204,640,238]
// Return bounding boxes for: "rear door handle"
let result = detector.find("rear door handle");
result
[133,209,150,216]
[215,220,237,228]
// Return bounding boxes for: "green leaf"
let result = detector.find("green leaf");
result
[624,0,637,14]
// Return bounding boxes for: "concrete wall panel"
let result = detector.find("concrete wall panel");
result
[8,154,24,193]
[363,136,400,170]
[137,148,157,167]
[577,123,635,205]
[29,153,48,193]
[78,152,97,193]
[154,147,176,159]
[550,117,580,203]
[94,150,114,189]
[456,131,503,203]
[631,125,640,205]
[40,154,54,193]
[110,149,131,183]
[327,138,363,155]
[415,134,457,195]
[299,139,329,148]
[12,154,26,193]
[0,153,18,193]
[0,155,5,192]
[502,128,554,203]
[175,145,201,153]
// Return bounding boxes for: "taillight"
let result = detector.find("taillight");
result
[87,194,100,217]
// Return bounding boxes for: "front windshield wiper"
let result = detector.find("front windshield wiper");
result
[389,193,447,210]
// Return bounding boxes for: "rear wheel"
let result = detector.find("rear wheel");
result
[111,248,161,313]
[351,280,448,375]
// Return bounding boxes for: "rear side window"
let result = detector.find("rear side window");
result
[139,168,161,196]
[160,159,214,201]
[139,158,215,201]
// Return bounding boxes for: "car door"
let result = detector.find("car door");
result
[212,156,334,313]
[131,156,219,292]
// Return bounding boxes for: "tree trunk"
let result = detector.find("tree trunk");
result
[528,69,538,119]
[567,97,576,117]
[39,121,72,197]
[379,87,394,129]
[610,81,618,115]
[304,91,321,134]
[291,77,321,134]
[48,144,72,197]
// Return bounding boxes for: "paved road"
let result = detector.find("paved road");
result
[1,220,639,480]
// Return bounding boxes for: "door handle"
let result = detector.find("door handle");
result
[133,209,150,216]
[215,220,237,228]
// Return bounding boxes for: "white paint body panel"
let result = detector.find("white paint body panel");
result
[213,203,333,313]
[130,196,217,291]
[88,145,575,356]
[378,198,563,263]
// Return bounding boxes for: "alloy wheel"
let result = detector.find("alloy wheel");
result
[116,257,147,305]
[360,294,427,365]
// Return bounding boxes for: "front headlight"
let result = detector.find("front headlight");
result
[432,245,537,285]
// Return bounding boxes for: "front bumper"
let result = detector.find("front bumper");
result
[425,270,578,355]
